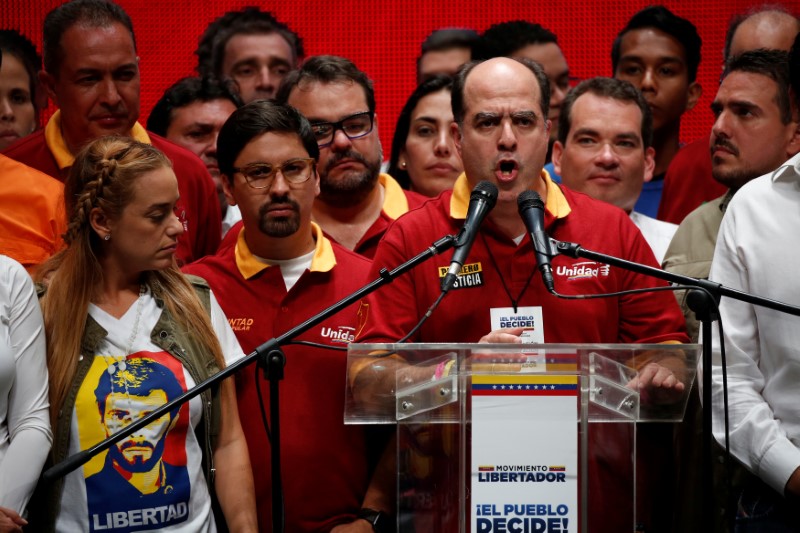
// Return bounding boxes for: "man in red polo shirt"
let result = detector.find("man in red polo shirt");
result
[184,100,391,532]
[3,0,220,264]
[354,57,689,533]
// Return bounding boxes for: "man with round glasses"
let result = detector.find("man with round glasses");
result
[183,100,392,532]
[276,55,426,258]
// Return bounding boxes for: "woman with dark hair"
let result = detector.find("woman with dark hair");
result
[0,30,44,150]
[388,75,463,197]
[33,136,257,532]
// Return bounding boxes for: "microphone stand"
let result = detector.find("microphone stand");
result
[553,239,800,532]
[42,234,457,533]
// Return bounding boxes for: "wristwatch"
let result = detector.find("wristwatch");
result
[357,507,391,533]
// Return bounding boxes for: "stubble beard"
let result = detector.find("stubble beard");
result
[712,164,759,192]
[318,148,383,206]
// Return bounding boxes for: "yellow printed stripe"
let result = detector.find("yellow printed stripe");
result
[472,375,578,385]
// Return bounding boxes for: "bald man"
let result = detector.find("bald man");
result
[355,57,689,533]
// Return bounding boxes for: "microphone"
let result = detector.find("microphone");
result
[517,190,556,294]
[441,181,498,293]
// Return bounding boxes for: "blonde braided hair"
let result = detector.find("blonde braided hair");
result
[38,136,226,424]
[38,136,180,421]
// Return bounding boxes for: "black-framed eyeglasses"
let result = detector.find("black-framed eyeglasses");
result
[311,112,374,148]
[232,158,316,189]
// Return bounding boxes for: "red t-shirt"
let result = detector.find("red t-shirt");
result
[657,137,727,224]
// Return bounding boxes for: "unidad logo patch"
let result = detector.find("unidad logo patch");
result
[555,261,610,281]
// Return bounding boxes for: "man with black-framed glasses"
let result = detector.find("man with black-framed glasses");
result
[183,100,393,532]
[276,55,427,258]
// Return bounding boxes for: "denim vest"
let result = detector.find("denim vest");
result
[31,276,222,531]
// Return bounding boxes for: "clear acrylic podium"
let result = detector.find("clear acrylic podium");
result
[345,343,699,533]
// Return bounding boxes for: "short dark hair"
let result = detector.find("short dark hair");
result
[388,75,454,189]
[195,7,303,79]
[417,28,479,81]
[558,77,653,148]
[146,76,243,136]
[43,0,135,76]
[451,57,550,125]
[421,28,479,54]
[275,55,376,115]
[724,5,799,63]
[217,100,319,179]
[0,29,44,115]
[476,20,558,60]
[611,5,702,83]
[724,48,793,124]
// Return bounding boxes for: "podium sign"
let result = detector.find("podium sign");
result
[345,343,698,533]
[471,374,578,533]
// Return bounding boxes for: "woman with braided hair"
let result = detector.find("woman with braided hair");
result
[32,136,257,532]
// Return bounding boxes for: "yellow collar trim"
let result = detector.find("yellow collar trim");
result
[449,170,571,219]
[380,173,410,219]
[235,221,336,280]
[44,110,151,170]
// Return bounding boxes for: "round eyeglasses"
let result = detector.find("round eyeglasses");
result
[232,158,316,189]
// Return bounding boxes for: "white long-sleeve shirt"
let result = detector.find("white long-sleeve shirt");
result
[0,255,52,513]
[708,151,800,495]
[629,210,677,265]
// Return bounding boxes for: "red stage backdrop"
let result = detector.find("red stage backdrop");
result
[1,0,793,155]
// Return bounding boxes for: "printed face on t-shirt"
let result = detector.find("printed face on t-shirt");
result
[102,389,173,472]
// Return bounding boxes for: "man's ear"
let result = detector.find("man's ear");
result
[222,174,236,206]
[551,140,565,176]
[451,121,463,156]
[784,117,800,159]
[38,70,58,106]
[643,146,656,183]
[685,81,702,112]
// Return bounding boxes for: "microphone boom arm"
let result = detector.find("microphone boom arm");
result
[42,234,457,484]
[554,240,800,316]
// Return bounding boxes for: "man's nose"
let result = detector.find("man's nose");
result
[497,120,517,152]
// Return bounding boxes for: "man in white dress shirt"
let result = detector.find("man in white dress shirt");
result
[709,34,800,529]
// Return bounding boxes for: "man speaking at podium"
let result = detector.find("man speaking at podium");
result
[353,57,689,532]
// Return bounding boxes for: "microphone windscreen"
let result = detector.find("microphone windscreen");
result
[517,190,544,212]
[472,180,499,208]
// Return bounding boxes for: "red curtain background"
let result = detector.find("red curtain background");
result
[1,0,791,153]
